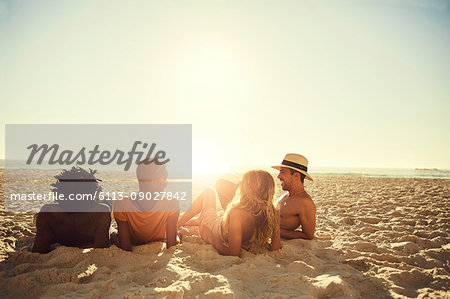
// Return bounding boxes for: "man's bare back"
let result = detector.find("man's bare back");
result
[32,204,111,253]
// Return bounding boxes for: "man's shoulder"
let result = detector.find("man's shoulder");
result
[39,204,63,213]
[91,203,111,213]
[39,203,111,213]
[113,197,136,212]
[291,192,315,206]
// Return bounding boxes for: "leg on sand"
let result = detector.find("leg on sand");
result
[177,188,216,228]
[215,179,238,210]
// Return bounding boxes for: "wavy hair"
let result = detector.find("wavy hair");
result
[223,170,279,252]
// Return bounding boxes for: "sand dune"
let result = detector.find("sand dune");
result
[0,170,449,298]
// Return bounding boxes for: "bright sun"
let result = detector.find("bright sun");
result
[193,151,230,174]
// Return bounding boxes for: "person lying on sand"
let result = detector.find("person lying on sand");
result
[112,160,179,251]
[210,153,316,240]
[272,153,316,240]
[177,170,281,256]
[32,167,111,253]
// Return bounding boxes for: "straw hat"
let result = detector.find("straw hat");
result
[272,153,313,181]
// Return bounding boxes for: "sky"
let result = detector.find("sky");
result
[0,0,449,172]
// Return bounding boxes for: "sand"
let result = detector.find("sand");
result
[0,169,449,298]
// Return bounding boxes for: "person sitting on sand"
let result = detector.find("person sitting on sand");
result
[212,154,316,240]
[177,170,281,256]
[272,153,316,240]
[32,167,111,253]
[112,160,179,251]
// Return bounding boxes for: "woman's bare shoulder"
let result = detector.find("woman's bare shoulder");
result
[227,207,255,223]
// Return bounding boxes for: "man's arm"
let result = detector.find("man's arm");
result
[270,222,281,251]
[32,213,52,253]
[116,220,132,251]
[165,212,179,248]
[281,200,316,240]
[280,228,313,240]
[94,212,111,248]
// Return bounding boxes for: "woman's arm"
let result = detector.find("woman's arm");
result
[270,224,281,251]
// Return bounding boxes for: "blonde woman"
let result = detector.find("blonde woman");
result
[178,170,281,256]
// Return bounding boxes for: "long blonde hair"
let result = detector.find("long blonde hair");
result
[223,170,279,251]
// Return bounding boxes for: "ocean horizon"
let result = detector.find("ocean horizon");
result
[1,159,449,179]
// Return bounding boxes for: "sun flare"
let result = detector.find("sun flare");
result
[193,151,230,174]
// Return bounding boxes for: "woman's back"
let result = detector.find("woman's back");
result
[221,207,263,248]
[182,169,280,256]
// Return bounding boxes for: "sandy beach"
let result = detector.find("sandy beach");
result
[0,169,448,298]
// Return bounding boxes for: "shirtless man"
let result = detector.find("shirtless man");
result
[32,167,111,253]
[272,153,316,240]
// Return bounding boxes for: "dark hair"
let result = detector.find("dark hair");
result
[289,168,306,183]
[51,167,102,210]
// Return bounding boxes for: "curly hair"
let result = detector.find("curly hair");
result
[51,167,102,210]
[223,170,279,252]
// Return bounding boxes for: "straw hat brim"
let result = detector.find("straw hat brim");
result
[272,165,314,181]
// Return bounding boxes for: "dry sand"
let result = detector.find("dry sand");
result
[0,169,449,298]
